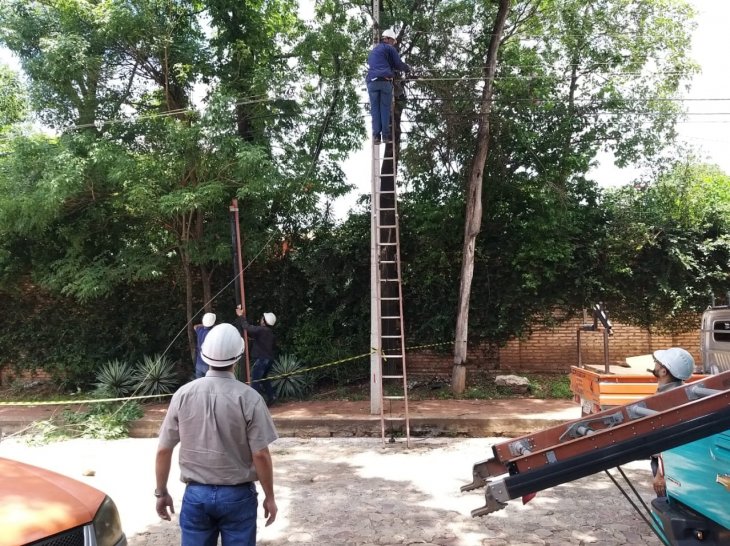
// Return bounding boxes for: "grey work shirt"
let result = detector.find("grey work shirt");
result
[158,369,278,485]
[656,380,684,393]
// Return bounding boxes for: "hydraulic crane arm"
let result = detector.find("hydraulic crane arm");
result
[463,370,730,517]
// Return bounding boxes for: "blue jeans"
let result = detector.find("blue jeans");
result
[367,79,393,138]
[180,483,258,546]
[252,358,275,402]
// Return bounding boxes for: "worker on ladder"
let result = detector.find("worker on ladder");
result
[366,28,411,145]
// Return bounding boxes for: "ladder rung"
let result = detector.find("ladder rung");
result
[377,225,398,229]
[382,352,404,357]
[382,375,404,379]
[381,316,401,319]
[379,207,396,211]
[382,416,407,421]
[379,260,397,264]
[376,190,396,194]
[381,335,403,339]
[380,297,400,301]
[380,278,399,282]
[378,242,398,246]
[383,395,406,400]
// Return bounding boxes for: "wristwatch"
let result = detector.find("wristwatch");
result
[154,489,167,498]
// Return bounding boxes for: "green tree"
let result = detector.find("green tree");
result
[0,64,27,130]
[0,0,369,383]
[601,161,730,331]
[395,0,697,349]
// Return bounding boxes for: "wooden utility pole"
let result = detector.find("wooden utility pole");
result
[370,0,382,415]
[452,0,511,393]
[229,198,251,383]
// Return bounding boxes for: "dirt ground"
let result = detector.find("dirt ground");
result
[0,436,661,545]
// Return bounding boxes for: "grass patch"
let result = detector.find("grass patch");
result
[529,373,573,399]
[307,372,574,401]
[0,380,74,402]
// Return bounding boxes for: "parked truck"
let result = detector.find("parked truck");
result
[463,299,730,545]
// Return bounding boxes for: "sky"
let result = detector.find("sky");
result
[2,1,728,219]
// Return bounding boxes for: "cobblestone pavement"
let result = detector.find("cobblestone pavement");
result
[0,437,661,545]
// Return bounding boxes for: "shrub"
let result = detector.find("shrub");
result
[270,354,311,400]
[94,359,137,398]
[133,354,179,397]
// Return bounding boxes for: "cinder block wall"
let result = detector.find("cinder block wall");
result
[408,315,701,379]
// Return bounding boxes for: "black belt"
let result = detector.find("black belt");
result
[187,481,252,487]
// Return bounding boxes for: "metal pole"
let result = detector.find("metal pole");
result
[370,0,382,415]
[229,198,251,383]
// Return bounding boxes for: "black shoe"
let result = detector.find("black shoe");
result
[382,135,392,143]
[373,136,382,145]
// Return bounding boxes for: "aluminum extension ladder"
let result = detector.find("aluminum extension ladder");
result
[461,369,730,516]
[371,135,410,447]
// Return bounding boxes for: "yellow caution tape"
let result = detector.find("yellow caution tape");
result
[1,341,452,403]
[252,349,376,383]
[0,393,172,407]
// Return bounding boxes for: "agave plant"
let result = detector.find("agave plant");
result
[133,354,179,397]
[270,354,311,400]
[94,359,136,398]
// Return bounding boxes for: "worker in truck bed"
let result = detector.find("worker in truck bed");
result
[649,347,695,497]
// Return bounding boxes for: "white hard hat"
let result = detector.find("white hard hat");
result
[382,29,397,41]
[653,347,694,381]
[202,312,216,328]
[201,324,245,367]
[263,312,277,327]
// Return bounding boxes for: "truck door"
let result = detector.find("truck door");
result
[701,309,730,374]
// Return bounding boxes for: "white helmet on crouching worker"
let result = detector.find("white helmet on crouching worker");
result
[263,312,277,327]
[382,29,397,43]
[202,312,216,327]
[653,347,694,381]
[201,324,245,367]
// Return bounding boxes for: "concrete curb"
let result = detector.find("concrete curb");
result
[2,399,582,440]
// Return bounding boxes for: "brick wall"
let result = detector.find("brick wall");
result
[407,315,701,379]
[0,366,53,387]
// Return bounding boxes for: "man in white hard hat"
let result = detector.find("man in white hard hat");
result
[193,312,216,379]
[366,28,411,145]
[649,347,695,497]
[236,307,278,406]
[155,323,278,545]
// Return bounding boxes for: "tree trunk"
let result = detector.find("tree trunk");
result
[182,247,196,367]
[452,0,511,394]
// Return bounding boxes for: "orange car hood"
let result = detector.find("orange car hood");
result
[0,457,105,546]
